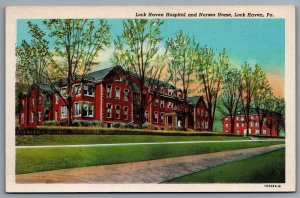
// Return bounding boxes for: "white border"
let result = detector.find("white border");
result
[5,5,295,192]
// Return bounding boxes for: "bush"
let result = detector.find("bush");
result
[43,120,59,126]
[112,122,121,128]
[72,120,81,126]
[120,123,126,128]
[58,121,67,126]
[92,121,103,127]
[142,122,151,129]
[124,122,136,129]
[172,126,184,131]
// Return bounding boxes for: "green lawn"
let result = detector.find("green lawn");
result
[165,149,285,183]
[16,141,283,174]
[16,134,247,146]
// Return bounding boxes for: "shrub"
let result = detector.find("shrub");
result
[112,122,121,128]
[43,120,59,126]
[58,121,67,126]
[92,121,103,127]
[142,122,151,129]
[120,123,126,128]
[124,122,136,129]
[172,126,184,131]
[72,120,81,126]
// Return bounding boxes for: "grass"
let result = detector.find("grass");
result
[165,149,285,183]
[16,134,248,146]
[16,141,283,174]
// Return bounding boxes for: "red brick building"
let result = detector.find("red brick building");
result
[222,109,282,136]
[18,66,211,130]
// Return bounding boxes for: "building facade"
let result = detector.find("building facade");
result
[222,110,282,136]
[18,66,211,131]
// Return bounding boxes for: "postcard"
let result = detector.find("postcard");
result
[5,5,295,192]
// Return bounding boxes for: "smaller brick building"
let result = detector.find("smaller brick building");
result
[222,109,282,136]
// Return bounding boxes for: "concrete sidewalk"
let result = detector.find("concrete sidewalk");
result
[16,144,285,184]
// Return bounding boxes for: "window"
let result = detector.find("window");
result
[255,122,259,127]
[124,90,129,101]
[115,87,120,100]
[20,113,24,124]
[38,96,42,104]
[250,116,254,120]
[154,99,159,106]
[114,76,121,82]
[124,107,128,120]
[241,117,244,121]
[31,112,34,122]
[160,100,164,108]
[160,112,164,123]
[225,123,228,127]
[177,91,182,98]
[201,109,204,116]
[197,120,200,128]
[168,101,173,109]
[237,130,240,134]
[242,123,245,127]
[201,121,205,129]
[116,105,120,119]
[197,108,200,115]
[74,103,81,117]
[250,121,254,127]
[83,104,94,117]
[107,85,112,98]
[84,85,95,97]
[145,111,149,122]
[236,123,240,127]
[31,98,35,106]
[55,111,58,121]
[154,112,158,123]
[60,87,67,97]
[236,116,240,121]
[74,84,81,96]
[256,129,260,134]
[263,129,267,134]
[225,130,228,133]
[55,94,59,104]
[61,106,67,118]
[38,111,41,121]
[107,104,112,118]
[168,88,174,96]
[225,117,228,120]
[205,122,208,129]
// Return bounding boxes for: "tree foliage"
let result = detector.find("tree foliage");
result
[112,19,165,129]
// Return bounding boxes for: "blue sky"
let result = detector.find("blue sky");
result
[17,18,285,95]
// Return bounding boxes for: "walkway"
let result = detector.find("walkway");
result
[16,144,285,183]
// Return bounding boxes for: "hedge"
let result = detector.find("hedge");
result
[15,126,243,137]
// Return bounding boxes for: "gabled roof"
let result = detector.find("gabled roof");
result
[188,96,203,106]
[85,66,116,81]
[38,84,53,94]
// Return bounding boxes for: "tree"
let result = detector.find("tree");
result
[42,19,111,125]
[239,63,267,136]
[165,30,198,130]
[265,96,285,136]
[219,67,242,133]
[252,65,273,134]
[112,19,166,129]
[196,47,229,131]
[16,21,52,124]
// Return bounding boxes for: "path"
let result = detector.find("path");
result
[16,144,285,183]
[16,139,284,149]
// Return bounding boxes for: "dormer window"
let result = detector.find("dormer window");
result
[168,88,174,96]
[177,91,182,98]
[84,85,95,97]
[114,76,122,82]
[60,87,67,97]
[74,84,81,96]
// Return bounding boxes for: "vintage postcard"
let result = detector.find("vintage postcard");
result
[5,6,295,192]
